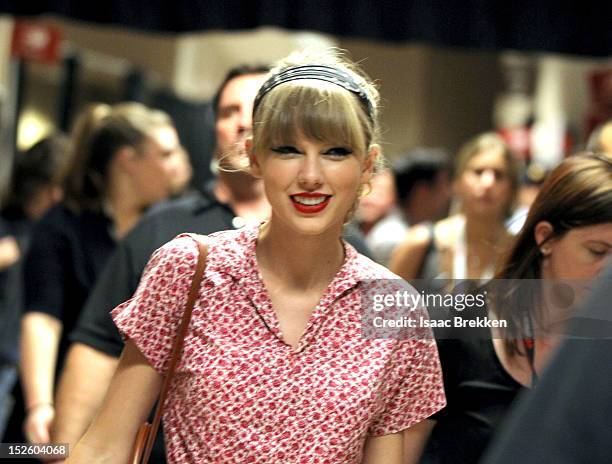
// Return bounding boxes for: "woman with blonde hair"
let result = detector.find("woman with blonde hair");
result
[390,132,520,282]
[68,51,445,464]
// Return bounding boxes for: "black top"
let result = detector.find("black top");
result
[482,266,612,464]
[421,336,523,464]
[70,189,372,357]
[23,203,116,367]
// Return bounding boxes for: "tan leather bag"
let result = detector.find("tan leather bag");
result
[130,239,207,464]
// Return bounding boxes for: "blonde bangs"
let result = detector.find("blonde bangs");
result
[253,80,371,154]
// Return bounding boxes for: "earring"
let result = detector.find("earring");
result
[540,246,551,256]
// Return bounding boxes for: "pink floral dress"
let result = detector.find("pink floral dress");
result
[112,225,445,463]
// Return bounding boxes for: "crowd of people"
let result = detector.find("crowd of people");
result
[0,49,610,463]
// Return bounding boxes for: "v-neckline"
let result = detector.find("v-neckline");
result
[243,225,359,352]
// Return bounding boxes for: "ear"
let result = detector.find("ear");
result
[534,220,554,250]
[245,138,262,178]
[361,145,379,182]
[115,146,138,173]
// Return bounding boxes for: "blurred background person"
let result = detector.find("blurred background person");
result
[0,134,71,439]
[7,102,189,447]
[418,151,612,464]
[390,132,520,281]
[356,168,404,264]
[394,147,452,227]
[586,118,612,154]
[506,162,547,235]
[357,147,451,265]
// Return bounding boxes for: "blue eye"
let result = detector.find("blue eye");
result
[271,146,299,155]
[325,147,353,157]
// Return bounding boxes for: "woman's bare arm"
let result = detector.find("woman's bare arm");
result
[20,312,61,443]
[67,340,162,463]
[361,418,435,464]
[362,432,403,464]
[403,419,436,464]
[52,343,119,450]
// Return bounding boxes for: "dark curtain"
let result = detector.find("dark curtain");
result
[1,0,610,57]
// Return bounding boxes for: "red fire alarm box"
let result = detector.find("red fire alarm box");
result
[11,21,62,64]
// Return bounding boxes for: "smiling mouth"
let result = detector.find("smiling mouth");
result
[290,194,331,213]
[292,195,329,205]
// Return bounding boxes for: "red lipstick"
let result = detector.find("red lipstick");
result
[290,192,331,214]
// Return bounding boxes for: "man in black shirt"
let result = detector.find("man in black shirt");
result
[51,65,371,457]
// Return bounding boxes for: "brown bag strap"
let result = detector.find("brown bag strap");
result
[142,237,208,462]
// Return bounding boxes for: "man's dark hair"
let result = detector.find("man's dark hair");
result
[211,64,270,117]
[393,147,451,203]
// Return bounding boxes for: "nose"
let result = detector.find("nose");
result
[480,169,496,188]
[298,154,324,190]
[237,108,252,135]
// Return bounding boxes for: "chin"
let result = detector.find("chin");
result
[288,218,343,238]
[469,205,505,220]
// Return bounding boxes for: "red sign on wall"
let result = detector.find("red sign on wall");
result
[11,21,62,64]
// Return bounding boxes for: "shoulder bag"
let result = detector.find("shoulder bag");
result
[130,238,208,464]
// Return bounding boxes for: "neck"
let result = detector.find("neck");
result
[216,169,265,202]
[214,173,270,222]
[405,199,433,225]
[256,219,345,290]
[464,214,506,245]
[105,190,143,239]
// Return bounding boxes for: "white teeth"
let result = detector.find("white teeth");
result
[293,196,327,205]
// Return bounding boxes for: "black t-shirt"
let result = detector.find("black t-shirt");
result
[23,204,116,367]
[420,336,523,464]
[70,190,372,357]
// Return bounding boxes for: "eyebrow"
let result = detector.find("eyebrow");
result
[219,104,240,112]
[585,240,612,247]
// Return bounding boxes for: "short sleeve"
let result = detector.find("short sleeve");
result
[23,219,69,318]
[70,241,138,357]
[426,338,459,422]
[368,337,446,436]
[111,234,200,375]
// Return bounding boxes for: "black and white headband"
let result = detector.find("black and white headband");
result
[252,64,375,121]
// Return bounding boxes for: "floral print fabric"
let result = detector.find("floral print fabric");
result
[112,226,445,463]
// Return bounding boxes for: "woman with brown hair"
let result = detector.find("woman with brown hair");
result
[389,132,520,282]
[491,151,612,384]
[419,152,612,464]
